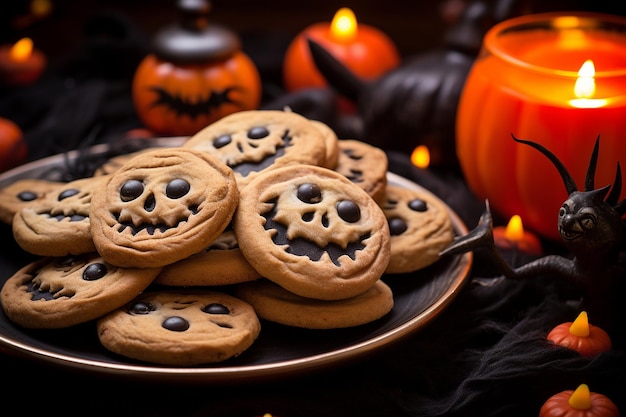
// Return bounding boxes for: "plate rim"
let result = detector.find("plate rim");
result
[0,143,472,382]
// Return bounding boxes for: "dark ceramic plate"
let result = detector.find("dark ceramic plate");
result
[0,141,472,383]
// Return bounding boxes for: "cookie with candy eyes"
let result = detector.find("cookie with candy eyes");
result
[90,148,239,269]
[310,119,340,169]
[333,139,388,204]
[96,289,261,365]
[235,164,391,301]
[0,253,161,329]
[183,109,328,189]
[234,278,394,329]
[154,228,262,287]
[12,175,110,257]
[0,178,64,224]
[381,184,454,274]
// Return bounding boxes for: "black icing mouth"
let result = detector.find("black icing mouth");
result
[262,204,368,267]
[43,212,87,222]
[230,133,292,177]
[113,207,198,236]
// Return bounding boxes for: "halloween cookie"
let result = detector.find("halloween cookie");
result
[183,109,328,189]
[235,278,394,329]
[154,228,262,287]
[310,119,340,169]
[0,178,64,224]
[0,253,161,329]
[12,175,110,257]
[381,183,454,274]
[333,139,388,204]
[235,164,391,300]
[90,147,239,268]
[96,289,261,366]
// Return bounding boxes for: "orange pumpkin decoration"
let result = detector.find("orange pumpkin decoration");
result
[540,384,620,417]
[546,311,612,358]
[456,13,626,242]
[132,0,261,137]
[0,116,27,172]
[282,8,400,94]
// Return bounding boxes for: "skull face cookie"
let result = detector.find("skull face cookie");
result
[381,184,454,274]
[183,109,328,189]
[90,148,239,268]
[0,178,64,224]
[0,253,161,329]
[12,175,110,257]
[235,164,391,300]
[96,289,261,366]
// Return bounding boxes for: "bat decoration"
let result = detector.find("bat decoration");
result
[441,134,626,335]
[148,86,244,119]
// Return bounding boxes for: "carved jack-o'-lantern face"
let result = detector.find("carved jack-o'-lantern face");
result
[184,110,328,189]
[12,175,110,257]
[90,148,239,268]
[0,253,160,329]
[235,164,390,300]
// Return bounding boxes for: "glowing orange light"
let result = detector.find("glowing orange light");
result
[570,60,607,108]
[9,38,33,62]
[330,8,357,42]
[504,214,524,242]
[410,145,430,169]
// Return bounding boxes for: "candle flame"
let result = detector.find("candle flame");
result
[504,215,524,242]
[411,145,430,169]
[9,38,33,62]
[568,384,592,410]
[574,60,595,98]
[330,8,357,42]
[569,311,590,337]
[570,60,607,108]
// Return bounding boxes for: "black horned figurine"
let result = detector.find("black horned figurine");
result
[441,134,626,336]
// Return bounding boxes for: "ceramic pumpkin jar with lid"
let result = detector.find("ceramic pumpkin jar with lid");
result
[132,0,261,136]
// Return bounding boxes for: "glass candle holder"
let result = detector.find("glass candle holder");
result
[456,12,626,241]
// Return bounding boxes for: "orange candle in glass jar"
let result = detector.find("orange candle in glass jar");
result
[0,37,46,86]
[283,8,400,93]
[456,13,626,241]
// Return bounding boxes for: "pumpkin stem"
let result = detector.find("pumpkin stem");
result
[569,311,590,337]
[568,384,592,410]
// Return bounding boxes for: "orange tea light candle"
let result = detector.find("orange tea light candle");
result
[456,12,626,242]
[0,37,46,86]
[546,311,612,357]
[540,384,619,417]
[493,214,542,255]
[283,8,400,93]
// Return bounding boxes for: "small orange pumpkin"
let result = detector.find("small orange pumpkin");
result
[539,384,619,417]
[132,0,261,136]
[0,116,27,172]
[546,311,612,358]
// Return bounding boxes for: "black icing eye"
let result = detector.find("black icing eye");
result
[166,179,190,199]
[129,301,155,315]
[83,262,108,281]
[58,188,79,201]
[120,180,144,202]
[297,183,322,204]
[388,217,408,236]
[214,134,232,148]
[162,316,189,332]
[337,200,361,223]
[248,126,269,139]
[17,191,37,201]
[408,199,427,212]
[202,303,230,314]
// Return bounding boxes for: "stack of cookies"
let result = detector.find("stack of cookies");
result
[0,109,455,366]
